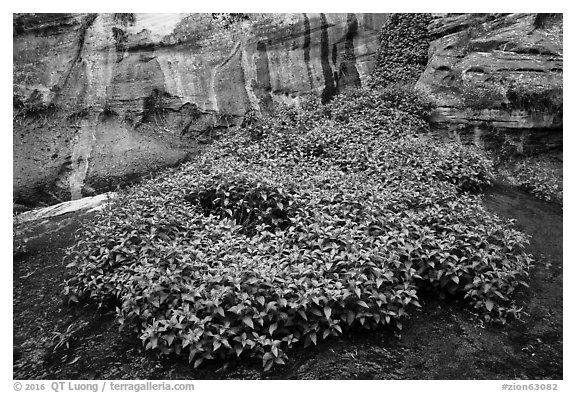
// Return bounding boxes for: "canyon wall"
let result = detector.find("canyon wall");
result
[14,13,387,206]
[416,13,563,154]
[14,13,563,207]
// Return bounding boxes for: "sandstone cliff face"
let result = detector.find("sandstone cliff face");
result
[416,13,563,154]
[15,13,562,207]
[14,13,387,206]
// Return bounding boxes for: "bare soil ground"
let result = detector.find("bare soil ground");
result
[13,181,562,380]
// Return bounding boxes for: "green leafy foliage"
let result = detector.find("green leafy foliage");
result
[506,86,562,115]
[507,156,562,204]
[370,13,433,88]
[64,79,531,371]
[459,80,563,113]
[211,13,250,29]
[244,85,431,148]
[184,172,293,235]
[113,13,136,26]
[13,95,58,124]
[13,232,28,257]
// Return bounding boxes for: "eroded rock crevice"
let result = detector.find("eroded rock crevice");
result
[338,13,362,90]
[320,14,337,103]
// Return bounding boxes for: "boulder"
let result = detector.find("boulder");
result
[416,13,563,154]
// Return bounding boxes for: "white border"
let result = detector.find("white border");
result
[3,3,572,392]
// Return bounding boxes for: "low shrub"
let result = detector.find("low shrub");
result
[211,13,250,29]
[246,85,431,142]
[113,13,136,26]
[184,172,293,235]
[324,85,432,135]
[507,156,562,204]
[13,96,58,120]
[64,83,532,370]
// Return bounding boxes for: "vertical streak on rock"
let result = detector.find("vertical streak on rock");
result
[339,13,361,89]
[69,121,95,200]
[209,41,242,112]
[209,64,220,113]
[241,47,261,113]
[302,13,315,91]
[332,43,338,70]
[217,44,252,117]
[255,41,274,113]
[54,13,98,106]
[235,49,248,114]
[320,13,336,104]
[332,43,340,92]
[256,42,272,91]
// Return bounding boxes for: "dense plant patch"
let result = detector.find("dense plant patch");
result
[506,156,562,204]
[64,82,532,370]
[369,13,433,88]
[506,86,563,116]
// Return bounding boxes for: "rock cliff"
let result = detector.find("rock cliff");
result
[14,13,563,206]
[14,13,387,206]
[416,13,563,154]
